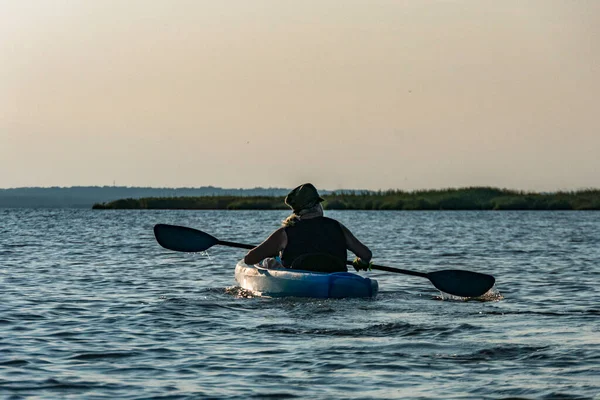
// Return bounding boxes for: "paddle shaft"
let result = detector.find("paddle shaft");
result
[345,261,428,278]
[218,240,254,250]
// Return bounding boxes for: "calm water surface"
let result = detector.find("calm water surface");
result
[1,209,598,399]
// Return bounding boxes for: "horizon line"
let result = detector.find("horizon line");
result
[2,185,600,193]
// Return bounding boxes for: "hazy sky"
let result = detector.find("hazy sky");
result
[1,0,598,191]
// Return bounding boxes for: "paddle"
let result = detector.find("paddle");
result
[153,224,496,298]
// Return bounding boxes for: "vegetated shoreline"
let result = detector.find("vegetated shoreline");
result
[92,187,600,210]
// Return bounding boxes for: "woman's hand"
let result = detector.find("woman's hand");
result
[352,257,373,272]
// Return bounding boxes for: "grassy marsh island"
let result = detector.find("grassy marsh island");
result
[92,187,600,210]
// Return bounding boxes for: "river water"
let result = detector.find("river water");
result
[1,209,598,399]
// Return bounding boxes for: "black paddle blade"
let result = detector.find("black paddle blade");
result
[427,270,496,298]
[153,224,219,252]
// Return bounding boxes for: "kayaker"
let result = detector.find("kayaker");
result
[244,183,372,273]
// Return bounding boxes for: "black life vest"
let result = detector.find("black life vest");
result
[281,216,347,272]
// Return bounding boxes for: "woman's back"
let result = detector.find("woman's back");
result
[281,216,347,272]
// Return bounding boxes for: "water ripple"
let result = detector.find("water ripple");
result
[0,209,598,399]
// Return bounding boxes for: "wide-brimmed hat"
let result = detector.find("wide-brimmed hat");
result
[284,183,324,212]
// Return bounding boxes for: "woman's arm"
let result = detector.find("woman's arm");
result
[340,223,372,262]
[243,228,288,265]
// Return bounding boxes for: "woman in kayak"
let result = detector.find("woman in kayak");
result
[244,183,372,273]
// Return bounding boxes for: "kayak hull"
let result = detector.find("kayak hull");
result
[234,261,378,299]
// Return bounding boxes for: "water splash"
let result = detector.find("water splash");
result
[225,286,256,298]
[436,286,504,302]
[197,251,212,259]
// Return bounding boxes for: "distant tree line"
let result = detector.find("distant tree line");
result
[0,186,293,208]
[93,187,600,210]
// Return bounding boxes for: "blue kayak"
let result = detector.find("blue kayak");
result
[234,260,378,299]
